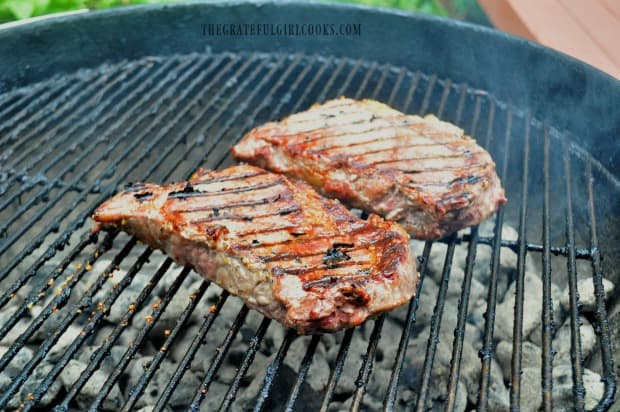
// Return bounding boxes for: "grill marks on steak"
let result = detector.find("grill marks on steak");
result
[92,165,417,333]
[232,98,507,239]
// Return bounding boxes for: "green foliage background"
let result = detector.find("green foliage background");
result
[0,0,487,24]
[0,0,180,21]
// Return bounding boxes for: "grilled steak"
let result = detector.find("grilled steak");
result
[232,98,507,239]
[92,165,417,333]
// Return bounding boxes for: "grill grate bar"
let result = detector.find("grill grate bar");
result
[126,50,300,402]
[562,135,586,411]
[0,78,74,147]
[219,318,272,412]
[153,289,228,412]
[0,230,95,315]
[90,53,274,408]
[0,58,177,199]
[295,57,335,111]
[458,235,594,260]
[125,52,296,409]
[415,74,453,411]
[455,84,467,123]
[446,227,479,411]
[125,284,224,411]
[1,67,129,163]
[254,330,296,412]
[153,54,322,411]
[477,103,509,411]
[116,53,245,185]
[54,257,175,411]
[187,304,251,412]
[333,59,362,99]
[354,61,377,100]
[371,64,390,100]
[382,242,432,411]
[0,54,239,299]
[541,127,555,411]
[388,67,407,108]
[352,314,386,411]
[419,74,437,115]
[271,56,318,116]
[403,71,421,113]
[89,266,196,409]
[0,56,203,248]
[174,52,290,176]
[349,63,401,412]
[22,246,155,411]
[0,232,130,410]
[509,113,531,409]
[0,55,220,324]
[0,93,31,131]
[585,159,617,410]
[2,86,134,212]
[316,58,347,103]
[381,66,428,410]
[2,61,144,176]
[477,210,506,411]
[415,238,457,411]
[0,231,116,352]
[251,56,360,411]
[446,83,477,410]
[182,57,300,408]
[436,79,452,118]
[0,55,214,259]
[320,328,355,412]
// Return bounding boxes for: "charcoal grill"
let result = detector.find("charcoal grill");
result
[0,1,619,411]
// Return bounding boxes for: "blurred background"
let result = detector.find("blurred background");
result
[0,0,491,25]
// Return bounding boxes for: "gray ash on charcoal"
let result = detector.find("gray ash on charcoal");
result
[0,222,615,411]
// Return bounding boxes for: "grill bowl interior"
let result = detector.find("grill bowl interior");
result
[0,2,619,411]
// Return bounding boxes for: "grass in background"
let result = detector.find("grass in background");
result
[328,0,449,16]
[0,0,181,21]
[0,0,488,25]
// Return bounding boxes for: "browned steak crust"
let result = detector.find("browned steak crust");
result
[92,165,417,333]
[232,98,507,239]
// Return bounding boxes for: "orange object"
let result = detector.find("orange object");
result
[479,0,620,79]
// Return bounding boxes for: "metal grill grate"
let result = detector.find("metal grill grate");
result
[0,52,616,411]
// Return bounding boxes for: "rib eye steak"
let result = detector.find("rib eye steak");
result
[232,98,507,239]
[92,165,417,333]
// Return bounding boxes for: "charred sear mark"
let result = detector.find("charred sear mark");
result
[332,242,354,249]
[450,175,480,186]
[323,243,353,268]
[124,182,148,192]
[212,208,220,217]
[133,191,153,201]
[168,183,199,198]
[303,275,340,289]
[279,208,296,216]
[341,285,370,305]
